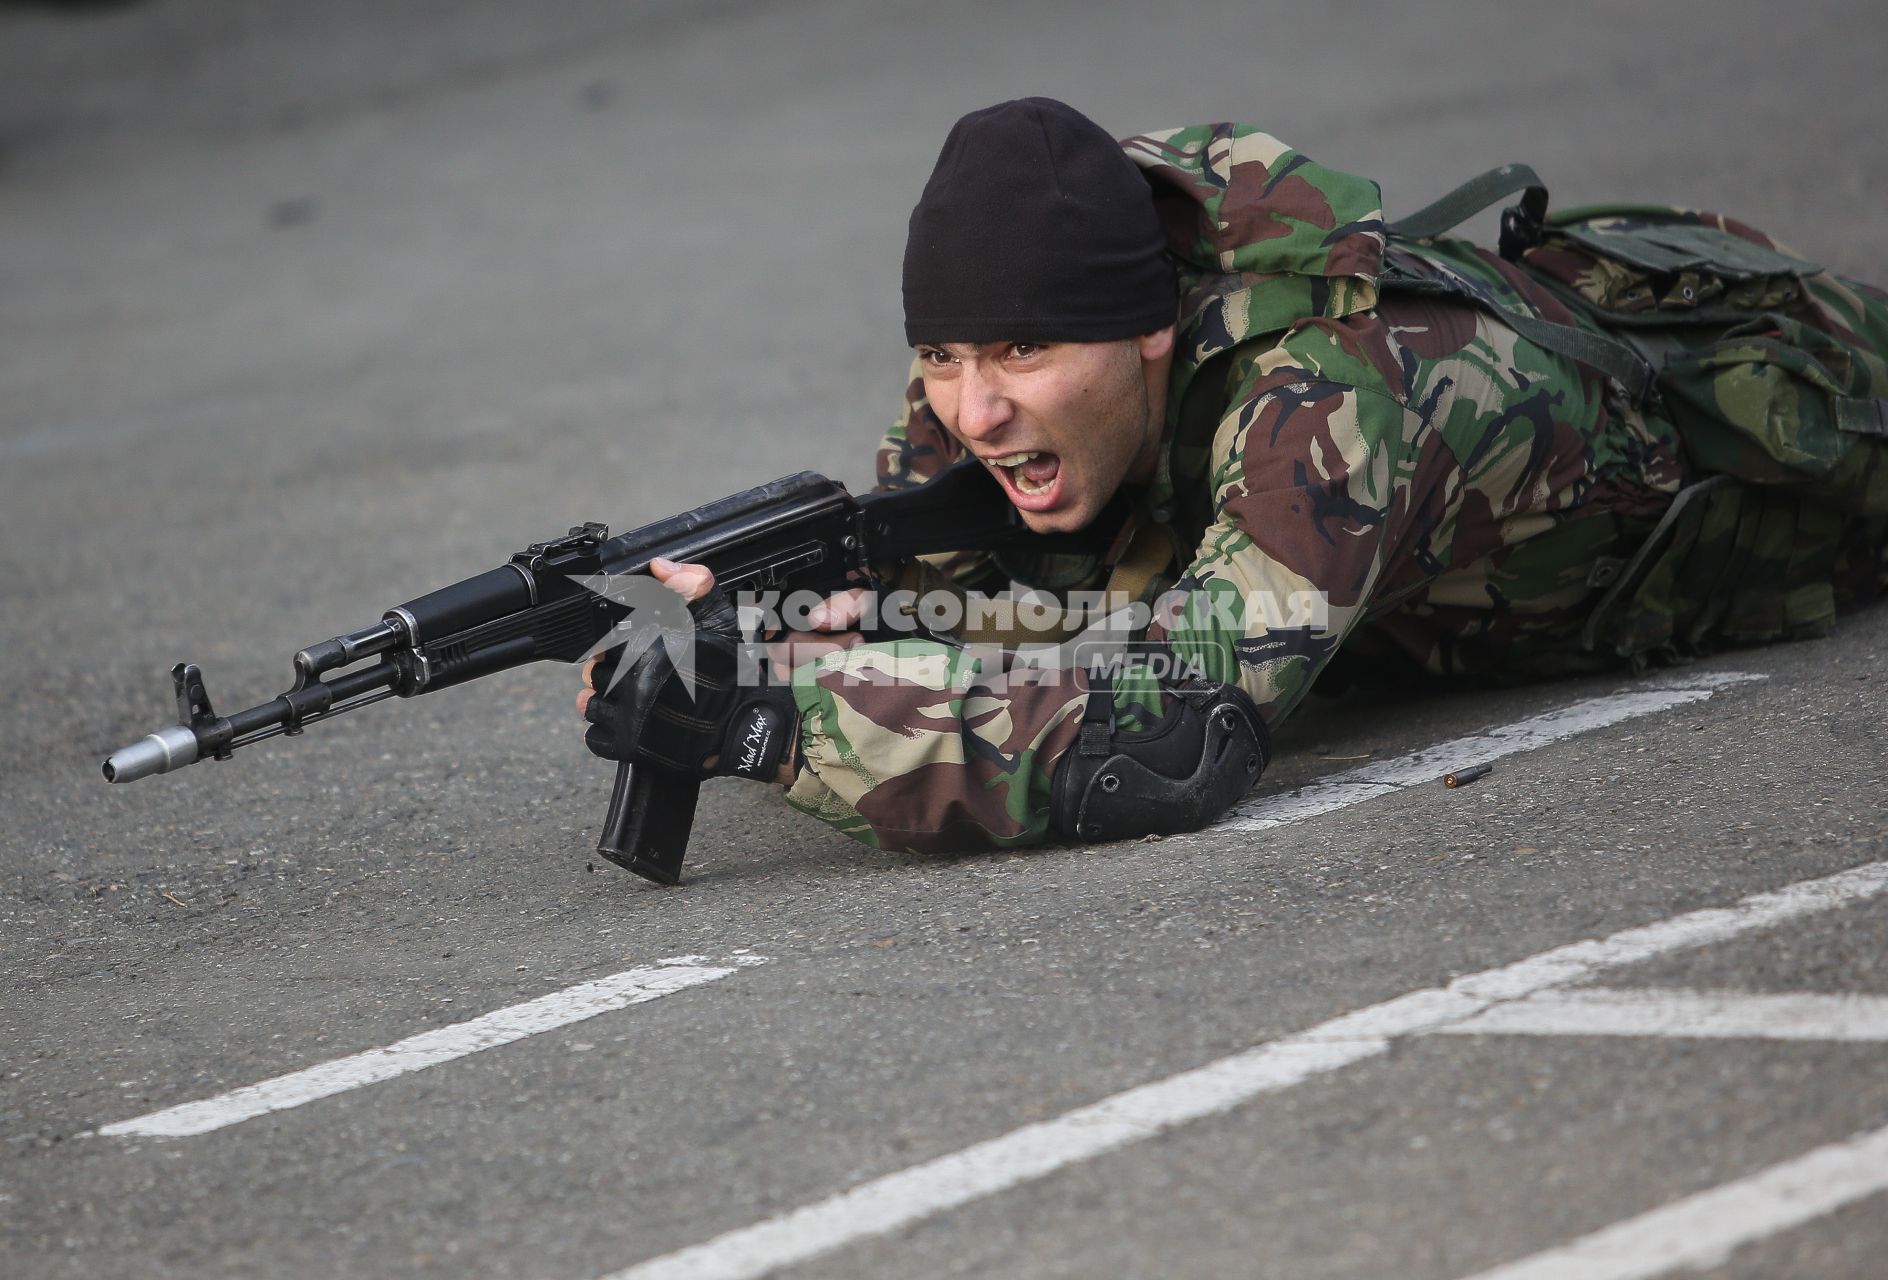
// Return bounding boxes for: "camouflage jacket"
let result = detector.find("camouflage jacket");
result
[781,124,1686,853]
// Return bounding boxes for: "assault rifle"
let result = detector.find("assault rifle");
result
[103,461,1116,886]
[103,464,1125,891]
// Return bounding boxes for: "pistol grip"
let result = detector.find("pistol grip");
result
[597,761,700,885]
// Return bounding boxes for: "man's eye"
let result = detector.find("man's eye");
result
[919,348,955,368]
[1008,342,1045,360]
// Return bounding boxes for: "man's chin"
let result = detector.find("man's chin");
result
[1015,500,1091,535]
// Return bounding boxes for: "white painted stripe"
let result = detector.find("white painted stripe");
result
[602,859,1888,1280]
[94,954,768,1139]
[615,1037,1393,1280]
[1220,673,1764,833]
[1433,987,1888,1042]
[1456,1121,1888,1280]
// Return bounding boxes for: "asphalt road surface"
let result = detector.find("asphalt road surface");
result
[4,2,1887,1277]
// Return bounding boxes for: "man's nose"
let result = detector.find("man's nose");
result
[953,367,1014,442]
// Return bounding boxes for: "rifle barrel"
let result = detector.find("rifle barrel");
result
[103,661,399,783]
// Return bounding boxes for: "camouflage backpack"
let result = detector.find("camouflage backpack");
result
[1383,165,1888,668]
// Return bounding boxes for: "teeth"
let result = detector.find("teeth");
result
[985,451,1040,468]
[1015,470,1053,495]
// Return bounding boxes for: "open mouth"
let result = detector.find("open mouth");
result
[984,450,1064,509]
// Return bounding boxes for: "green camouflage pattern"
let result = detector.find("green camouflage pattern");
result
[1514,205,1888,660]
[785,124,1886,853]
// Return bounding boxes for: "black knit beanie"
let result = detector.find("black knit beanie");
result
[903,97,1176,346]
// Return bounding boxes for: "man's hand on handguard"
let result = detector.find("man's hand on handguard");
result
[575,561,869,786]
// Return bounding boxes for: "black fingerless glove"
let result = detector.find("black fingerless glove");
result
[582,584,798,782]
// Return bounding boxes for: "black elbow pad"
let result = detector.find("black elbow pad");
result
[1050,680,1270,844]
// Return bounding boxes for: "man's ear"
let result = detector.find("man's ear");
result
[1135,325,1176,363]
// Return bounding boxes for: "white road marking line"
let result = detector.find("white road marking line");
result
[1455,1120,1888,1280]
[1432,987,1888,1043]
[1220,672,1763,833]
[601,859,1888,1280]
[93,954,769,1139]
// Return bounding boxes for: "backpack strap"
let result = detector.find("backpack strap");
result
[1380,249,1658,403]
[1578,474,1731,653]
[1835,397,1888,438]
[1386,162,1548,259]
[1480,297,1658,404]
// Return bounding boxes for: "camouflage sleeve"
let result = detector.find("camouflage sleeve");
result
[781,640,1089,853]
[1111,365,1420,731]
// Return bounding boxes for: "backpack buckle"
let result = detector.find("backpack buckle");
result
[1499,200,1545,260]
